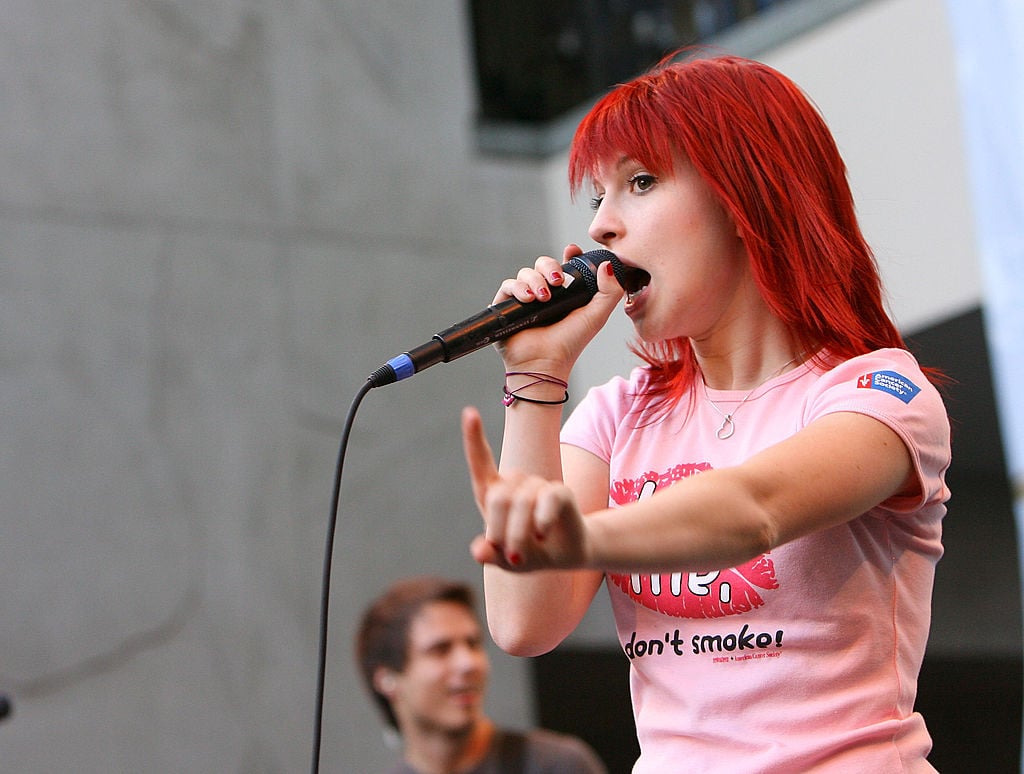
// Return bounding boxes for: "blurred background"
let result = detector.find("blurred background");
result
[1,0,1021,771]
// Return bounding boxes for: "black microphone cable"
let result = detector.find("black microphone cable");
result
[311,377,374,774]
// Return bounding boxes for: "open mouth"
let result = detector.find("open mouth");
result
[609,256,651,303]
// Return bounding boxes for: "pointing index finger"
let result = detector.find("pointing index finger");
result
[461,406,499,506]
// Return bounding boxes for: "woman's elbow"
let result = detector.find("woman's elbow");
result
[487,613,566,657]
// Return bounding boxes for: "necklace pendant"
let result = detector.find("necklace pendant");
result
[716,415,735,440]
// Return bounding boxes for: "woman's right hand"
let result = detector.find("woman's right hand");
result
[491,244,623,377]
[462,406,592,572]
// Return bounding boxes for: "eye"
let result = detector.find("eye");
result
[424,640,454,658]
[588,194,603,212]
[628,173,657,194]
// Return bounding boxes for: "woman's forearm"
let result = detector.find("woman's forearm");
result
[483,401,600,654]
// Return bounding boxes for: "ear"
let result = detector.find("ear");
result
[373,667,399,697]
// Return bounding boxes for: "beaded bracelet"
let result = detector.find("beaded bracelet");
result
[502,371,569,407]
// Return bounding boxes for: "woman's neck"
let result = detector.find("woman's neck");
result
[692,318,804,391]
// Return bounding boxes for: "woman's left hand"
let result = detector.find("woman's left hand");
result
[461,406,590,571]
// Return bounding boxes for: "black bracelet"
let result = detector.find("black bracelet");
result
[502,371,570,406]
[502,385,570,406]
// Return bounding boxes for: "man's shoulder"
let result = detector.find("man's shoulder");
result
[493,727,607,774]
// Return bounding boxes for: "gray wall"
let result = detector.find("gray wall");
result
[0,0,999,772]
[0,2,551,771]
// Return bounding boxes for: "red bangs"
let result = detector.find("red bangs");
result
[569,77,678,198]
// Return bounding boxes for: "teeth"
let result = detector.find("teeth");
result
[626,283,648,304]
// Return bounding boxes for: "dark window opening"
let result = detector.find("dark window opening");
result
[469,1,788,126]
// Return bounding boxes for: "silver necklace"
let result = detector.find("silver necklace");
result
[702,353,803,440]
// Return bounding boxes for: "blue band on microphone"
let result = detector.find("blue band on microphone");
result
[387,353,416,382]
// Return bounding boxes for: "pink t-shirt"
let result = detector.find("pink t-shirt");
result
[560,349,950,773]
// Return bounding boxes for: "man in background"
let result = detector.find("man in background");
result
[356,575,607,774]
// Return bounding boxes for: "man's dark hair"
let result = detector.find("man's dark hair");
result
[355,576,478,729]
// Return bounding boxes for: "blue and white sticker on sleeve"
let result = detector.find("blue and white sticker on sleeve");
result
[856,370,921,404]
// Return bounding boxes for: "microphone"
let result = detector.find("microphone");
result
[368,249,617,387]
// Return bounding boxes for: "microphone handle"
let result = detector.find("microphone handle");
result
[380,284,590,386]
[368,249,615,387]
[435,281,595,361]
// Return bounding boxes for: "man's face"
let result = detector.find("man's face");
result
[387,601,490,737]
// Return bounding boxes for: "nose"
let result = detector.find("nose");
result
[587,201,621,246]
[452,642,488,675]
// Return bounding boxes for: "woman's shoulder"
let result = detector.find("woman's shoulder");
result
[817,347,924,373]
[807,347,948,425]
[577,366,652,405]
[814,347,934,391]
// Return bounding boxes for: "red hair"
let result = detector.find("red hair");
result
[569,53,911,403]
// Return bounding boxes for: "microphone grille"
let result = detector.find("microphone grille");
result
[566,249,617,295]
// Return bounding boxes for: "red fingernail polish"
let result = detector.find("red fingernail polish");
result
[537,287,550,300]
[551,271,563,283]
[508,552,522,566]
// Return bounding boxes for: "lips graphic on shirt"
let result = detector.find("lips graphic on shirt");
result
[608,464,779,619]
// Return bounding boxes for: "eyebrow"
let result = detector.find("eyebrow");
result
[417,629,481,651]
[591,156,638,188]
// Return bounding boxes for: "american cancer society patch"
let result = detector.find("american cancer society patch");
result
[857,370,921,404]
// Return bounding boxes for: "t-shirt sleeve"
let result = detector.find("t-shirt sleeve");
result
[560,373,635,464]
[803,348,951,513]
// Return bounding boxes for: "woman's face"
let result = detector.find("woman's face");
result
[586,154,753,345]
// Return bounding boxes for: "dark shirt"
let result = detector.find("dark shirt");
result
[386,727,607,774]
